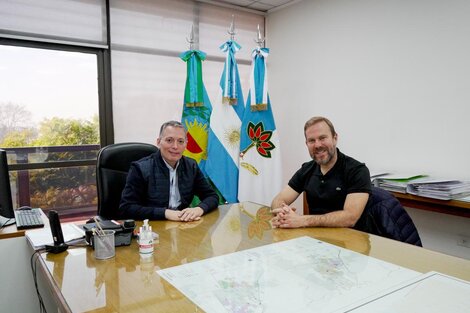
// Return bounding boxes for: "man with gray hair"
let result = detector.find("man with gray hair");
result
[120,120,218,221]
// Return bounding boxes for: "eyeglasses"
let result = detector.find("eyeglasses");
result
[162,137,186,146]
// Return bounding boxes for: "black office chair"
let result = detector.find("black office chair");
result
[366,187,422,246]
[96,142,158,219]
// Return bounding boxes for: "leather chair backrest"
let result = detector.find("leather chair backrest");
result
[96,142,158,219]
[367,187,422,246]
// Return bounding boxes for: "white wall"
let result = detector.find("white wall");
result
[405,207,470,259]
[267,0,470,182]
[266,0,470,258]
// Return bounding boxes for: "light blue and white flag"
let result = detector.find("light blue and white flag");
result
[238,47,282,205]
[206,40,245,203]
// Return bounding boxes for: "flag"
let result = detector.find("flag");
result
[180,49,212,175]
[205,40,245,203]
[238,47,282,206]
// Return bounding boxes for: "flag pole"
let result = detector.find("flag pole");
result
[186,24,195,50]
[255,24,265,48]
[228,15,236,41]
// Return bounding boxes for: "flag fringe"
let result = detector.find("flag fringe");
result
[250,103,268,111]
[222,97,238,105]
[186,102,204,107]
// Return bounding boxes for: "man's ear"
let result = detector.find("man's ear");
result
[156,137,161,147]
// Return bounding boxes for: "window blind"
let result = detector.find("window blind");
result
[0,0,106,47]
[110,0,264,143]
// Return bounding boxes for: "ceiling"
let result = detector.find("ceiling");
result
[202,0,299,13]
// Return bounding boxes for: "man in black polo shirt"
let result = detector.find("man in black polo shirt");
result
[271,116,372,230]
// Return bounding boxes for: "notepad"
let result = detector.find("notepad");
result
[26,223,86,250]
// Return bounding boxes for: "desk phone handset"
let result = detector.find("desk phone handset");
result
[45,210,69,254]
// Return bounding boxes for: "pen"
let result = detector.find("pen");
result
[93,217,105,236]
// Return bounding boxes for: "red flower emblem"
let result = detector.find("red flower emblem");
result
[240,121,275,158]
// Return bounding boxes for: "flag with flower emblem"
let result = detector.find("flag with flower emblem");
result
[205,40,245,203]
[180,49,212,175]
[238,47,282,205]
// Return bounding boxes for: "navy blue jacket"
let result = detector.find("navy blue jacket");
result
[362,187,422,246]
[119,150,218,220]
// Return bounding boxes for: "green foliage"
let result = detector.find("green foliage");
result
[29,167,97,209]
[1,128,36,147]
[33,116,99,146]
[0,115,99,147]
[0,113,100,212]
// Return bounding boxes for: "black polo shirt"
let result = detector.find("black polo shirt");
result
[288,149,371,215]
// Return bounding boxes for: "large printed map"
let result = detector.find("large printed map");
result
[157,236,421,313]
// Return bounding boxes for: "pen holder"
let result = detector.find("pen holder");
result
[93,230,116,260]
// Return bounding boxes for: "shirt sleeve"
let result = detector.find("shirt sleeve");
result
[288,162,313,193]
[345,163,372,194]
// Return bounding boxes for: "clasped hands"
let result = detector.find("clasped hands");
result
[165,207,204,222]
[271,203,305,228]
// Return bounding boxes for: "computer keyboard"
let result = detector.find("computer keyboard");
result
[14,208,45,230]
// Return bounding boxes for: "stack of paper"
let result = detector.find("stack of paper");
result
[406,179,470,200]
[373,174,428,193]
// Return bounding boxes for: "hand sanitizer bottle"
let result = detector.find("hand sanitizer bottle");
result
[139,219,154,258]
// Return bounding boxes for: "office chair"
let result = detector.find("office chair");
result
[366,187,422,246]
[96,142,158,219]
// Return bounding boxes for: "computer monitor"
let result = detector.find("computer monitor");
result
[0,149,15,227]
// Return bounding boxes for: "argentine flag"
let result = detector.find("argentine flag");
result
[238,47,282,205]
[206,40,245,203]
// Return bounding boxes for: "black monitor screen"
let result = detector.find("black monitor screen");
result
[0,149,15,226]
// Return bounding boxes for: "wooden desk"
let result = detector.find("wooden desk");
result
[36,202,470,313]
[392,192,470,218]
[0,211,49,239]
[0,223,27,239]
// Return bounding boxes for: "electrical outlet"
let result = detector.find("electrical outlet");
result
[457,235,470,248]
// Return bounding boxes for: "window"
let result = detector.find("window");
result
[0,43,103,220]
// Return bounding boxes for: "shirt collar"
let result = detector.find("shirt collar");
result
[162,158,179,171]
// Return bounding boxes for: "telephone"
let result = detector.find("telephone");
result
[83,218,135,247]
